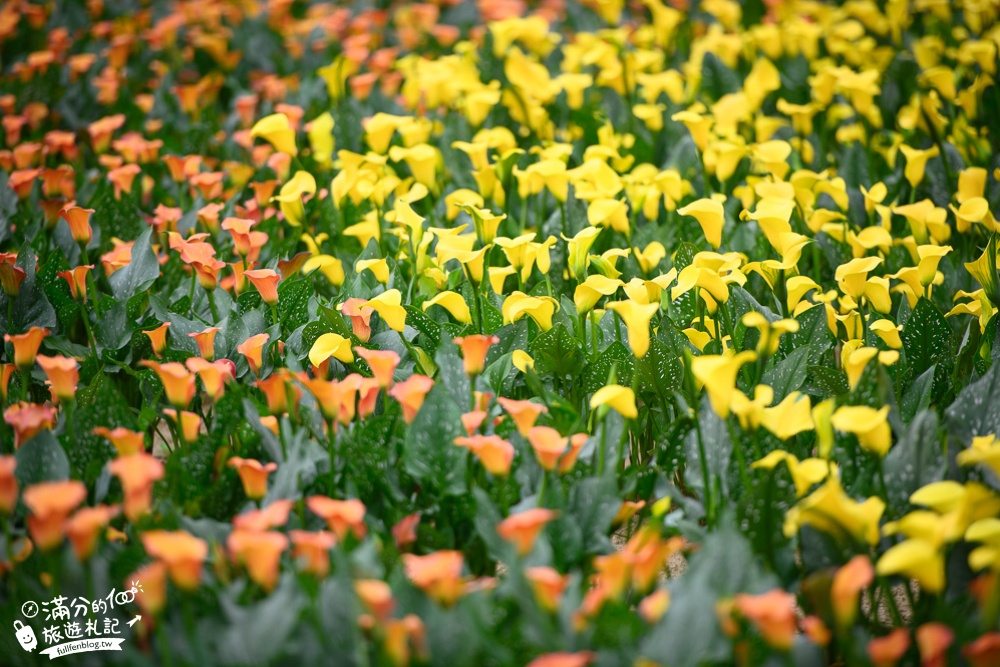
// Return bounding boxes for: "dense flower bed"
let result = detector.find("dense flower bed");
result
[2,0,1000,665]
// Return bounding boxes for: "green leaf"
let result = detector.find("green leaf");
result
[685,395,732,496]
[883,410,944,515]
[15,431,70,486]
[635,337,684,398]
[528,322,584,380]
[404,305,443,350]
[901,297,954,379]
[402,384,467,495]
[1,247,56,337]
[584,341,634,392]
[803,365,849,398]
[790,305,835,365]
[434,340,471,410]
[94,299,131,351]
[946,362,1000,441]
[761,346,810,401]
[277,277,311,335]
[900,364,935,423]
[109,226,159,302]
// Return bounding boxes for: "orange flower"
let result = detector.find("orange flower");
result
[233,499,295,532]
[130,561,168,616]
[801,615,831,647]
[57,265,92,301]
[403,550,466,606]
[244,268,281,306]
[525,652,595,667]
[4,402,57,448]
[0,257,26,297]
[5,326,49,368]
[527,426,586,473]
[141,360,196,409]
[388,374,434,423]
[238,333,270,377]
[228,457,277,500]
[392,513,420,551]
[461,410,487,435]
[109,453,164,521]
[22,480,87,550]
[100,240,133,276]
[497,397,548,437]
[289,530,336,578]
[188,327,220,361]
[453,334,499,376]
[0,456,17,513]
[306,496,367,540]
[916,623,954,667]
[341,298,374,341]
[831,554,873,630]
[65,504,120,560]
[143,322,171,357]
[356,578,396,621]
[732,589,798,651]
[354,347,399,388]
[497,508,559,556]
[92,426,145,456]
[454,434,515,476]
[0,363,14,401]
[254,373,286,416]
[35,354,78,403]
[228,529,288,592]
[108,163,141,198]
[296,374,343,422]
[963,633,1000,667]
[141,530,209,591]
[185,357,234,402]
[868,628,911,667]
[526,566,568,612]
[222,217,268,259]
[58,205,94,244]
[162,409,203,443]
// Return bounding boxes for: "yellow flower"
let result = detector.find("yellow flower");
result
[835,257,883,299]
[751,451,834,497]
[831,405,892,457]
[869,319,903,349]
[309,333,354,367]
[271,171,316,227]
[461,205,507,245]
[783,477,885,547]
[899,144,940,188]
[965,239,999,302]
[690,351,757,418]
[564,227,602,281]
[502,292,559,331]
[364,290,407,332]
[812,399,836,459]
[495,234,538,282]
[677,197,725,249]
[634,242,666,275]
[574,275,622,315]
[606,300,660,358]
[512,350,535,373]
[356,258,390,285]
[916,244,952,287]
[956,435,1000,478]
[841,343,899,390]
[590,384,638,419]
[423,291,472,324]
[388,144,441,190]
[250,113,297,156]
[876,539,945,594]
[307,112,335,167]
[760,392,815,441]
[965,518,1000,572]
[741,312,799,357]
[587,198,630,236]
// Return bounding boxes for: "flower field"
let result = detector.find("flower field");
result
[2,0,1000,664]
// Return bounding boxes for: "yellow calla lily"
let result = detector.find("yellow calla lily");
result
[678,197,725,249]
[356,258,390,285]
[423,291,472,324]
[502,292,559,331]
[250,113,297,156]
[271,171,316,227]
[831,405,892,457]
[690,351,756,418]
[876,539,945,594]
[309,333,354,367]
[590,384,638,419]
[606,300,660,358]
[364,290,407,332]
